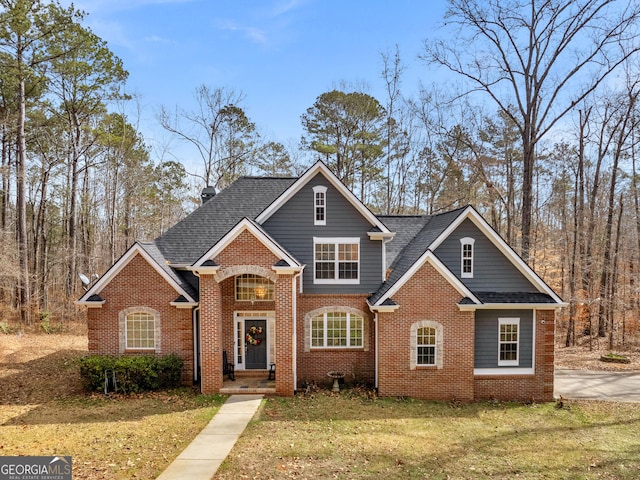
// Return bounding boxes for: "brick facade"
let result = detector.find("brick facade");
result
[377,260,476,401]
[86,253,194,383]
[296,294,374,389]
[86,232,558,402]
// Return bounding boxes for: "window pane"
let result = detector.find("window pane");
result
[417,327,436,365]
[326,312,347,346]
[338,262,358,279]
[126,312,155,349]
[417,345,435,365]
[315,243,334,261]
[236,274,274,301]
[311,316,324,347]
[315,262,335,279]
[350,315,363,347]
[338,243,358,261]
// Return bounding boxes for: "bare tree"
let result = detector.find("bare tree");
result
[158,85,255,189]
[423,0,640,260]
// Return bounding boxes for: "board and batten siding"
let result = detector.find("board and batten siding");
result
[434,219,534,292]
[474,309,533,368]
[262,172,383,293]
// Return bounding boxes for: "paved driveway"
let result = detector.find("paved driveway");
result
[554,369,640,402]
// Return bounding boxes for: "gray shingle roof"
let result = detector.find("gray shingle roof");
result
[369,207,468,305]
[138,242,199,301]
[377,215,430,268]
[472,291,557,304]
[154,177,296,264]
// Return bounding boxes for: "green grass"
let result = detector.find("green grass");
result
[215,392,640,479]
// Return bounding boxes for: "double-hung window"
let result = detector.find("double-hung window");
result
[313,185,327,226]
[311,312,363,348]
[460,237,475,278]
[416,326,437,366]
[498,318,519,366]
[313,237,360,284]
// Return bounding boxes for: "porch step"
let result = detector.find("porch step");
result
[234,370,270,378]
[220,386,276,395]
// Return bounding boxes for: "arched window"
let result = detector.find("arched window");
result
[235,274,275,301]
[125,311,156,349]
[460,237,475,278]
[313,185,327,226]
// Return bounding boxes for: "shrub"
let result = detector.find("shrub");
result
[79,354,184,393]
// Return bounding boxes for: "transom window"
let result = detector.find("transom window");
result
[235,274,275,301]
[311,312,363,348]
[417,326,437,366]
[313,237,360,284]
[498,318,519,366]
[125,312,156,349]
[313,185,327,226]
[460,237,475,278]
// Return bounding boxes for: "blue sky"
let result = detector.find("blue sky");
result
[65,0,448,167]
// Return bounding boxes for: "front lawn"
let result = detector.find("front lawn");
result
[216,392,640,479]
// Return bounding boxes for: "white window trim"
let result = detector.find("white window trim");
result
[313,185,327,226]
[310,311,364,349]
[313,237,360,285]
[498,317,520,366]
[460,237,475,278]
[119,307,161,353]
[410,320,443,369]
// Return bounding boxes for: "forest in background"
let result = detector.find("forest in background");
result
[2,0,640,351]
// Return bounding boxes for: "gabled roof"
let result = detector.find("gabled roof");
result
[256,161,392,234]
[370,207,467,305]
[76,242,197,305]
[155,176,296,264]
[192,217,302,269]
[370,205,565,307]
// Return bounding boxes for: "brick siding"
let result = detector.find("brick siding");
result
[377,260,476,401]
[86,253,194,384]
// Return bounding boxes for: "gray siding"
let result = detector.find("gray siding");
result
[474,309,533,368]
[434,219,535,292]
[262,172,383,293]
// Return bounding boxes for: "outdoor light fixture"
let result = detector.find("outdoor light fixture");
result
[254,284,267,300]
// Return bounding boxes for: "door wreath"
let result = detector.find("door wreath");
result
[245,325,263,345]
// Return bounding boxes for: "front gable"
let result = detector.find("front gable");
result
[261,171,386,293]
[77,243,197,307]
[191,218,302,273]
[434,218,533,292]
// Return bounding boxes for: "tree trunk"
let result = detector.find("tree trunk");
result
[16,71,31,323]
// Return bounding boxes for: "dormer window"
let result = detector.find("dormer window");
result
[460,237,475,278]
[313,185,327,226]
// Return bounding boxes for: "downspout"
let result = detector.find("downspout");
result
[292,270,303,393]
[374,312,379,390]
[193,306,200,387]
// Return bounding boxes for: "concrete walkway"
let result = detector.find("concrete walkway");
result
[157,394,263,480]
[554,369,640,402]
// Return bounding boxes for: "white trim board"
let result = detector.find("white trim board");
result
[192,218,301,268]
[256,161,391,234]
[77,243,196,304]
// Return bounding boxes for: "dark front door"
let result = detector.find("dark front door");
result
[244,320,267,369]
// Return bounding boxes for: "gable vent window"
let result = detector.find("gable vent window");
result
[460,237,475,278]
[313,185,327,226]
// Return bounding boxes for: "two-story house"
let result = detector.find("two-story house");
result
[77,161,565,401]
